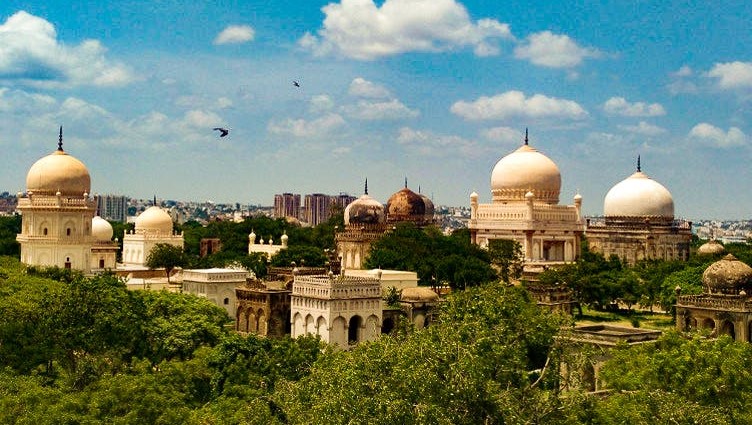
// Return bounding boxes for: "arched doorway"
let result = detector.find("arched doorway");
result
[348,315,362,344]
[382,317,395,334]
[720,321,735,340]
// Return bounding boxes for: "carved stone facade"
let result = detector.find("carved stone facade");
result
[235,279,292,338]
[17,131,97,273]
[586,160,691,265]
[586,217,692,264]
[291,273,382,349]
[182,268,250,318]
[676,254,752,341]
[468,135,585,269]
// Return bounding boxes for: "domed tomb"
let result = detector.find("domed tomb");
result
[91,216,114,241]
[702,254,752,295]
[603,159,674,219]
[344,181,385,225]
[26,130,91,196]
[401,286,440,303]
[386,181,425,222]
[490,134,561,204]
[135,206,173,234]
[697,240,725,256]
[418,191,435,220]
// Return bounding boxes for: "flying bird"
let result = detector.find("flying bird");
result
[292,80,300,88]
[213,127,229,137]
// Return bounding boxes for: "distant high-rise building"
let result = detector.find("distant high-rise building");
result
[273,193,301,220]
[304,193,331,226]
[97,194,129,222]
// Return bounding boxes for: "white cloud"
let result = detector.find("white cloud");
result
[706,61,752,89]
[215,97,233,109]
[450,90,588,121]
[672,65,693,77]
[342,99,419,120]
[514,31,599,68]
[688,123,748,148]
[267,113,346,138]
[183,110,224,128]
[0,11,134,87]
[480,126,523,144]
[397,126,486,158]
[0,88,57,112]
[348,77,391,98]
[603,97,666,117]
[618,121,667,136]
[299,0,513,60]
[214,25,255,45]
[309,95,335,113]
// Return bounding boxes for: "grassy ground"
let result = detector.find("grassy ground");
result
[574,306,675,331]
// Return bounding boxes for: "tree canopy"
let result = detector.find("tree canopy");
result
[146,243,187,283]
[365,224,497,288]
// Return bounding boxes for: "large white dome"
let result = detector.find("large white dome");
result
[26,149,91,196]
[135,206,173,233]
[603,171,674,218]
[490,143,561,204]
[92,216,114,241]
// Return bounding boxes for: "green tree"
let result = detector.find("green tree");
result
[270,245,327,267]
[0,215,21,257]
[487,238,523,283]
[146,243,187,283]
[365,223,496,289]
[275,284,568,424]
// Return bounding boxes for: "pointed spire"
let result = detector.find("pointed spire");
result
[524,128,529,146]
[153,195,157,206]
[364,178,368,195]
[57,126,63,151]
[637,155,641,172]
[404,177,408,189]
[418,185,421,194]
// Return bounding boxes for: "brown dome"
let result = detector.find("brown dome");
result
[418,193,435,219]
[702,254,752,294]
[386,185,425,222]
[697,240,725,256]
[401,286,440,302]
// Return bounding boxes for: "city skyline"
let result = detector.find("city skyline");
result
[1,1,751,219]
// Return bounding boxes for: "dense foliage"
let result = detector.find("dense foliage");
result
[537,242,737,315]
[365,224,498,288]
[0,215,20,257]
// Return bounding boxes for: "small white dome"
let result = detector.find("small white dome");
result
[135,206,173,233]
[604,171,674,218]
[490,144,561,204]
[91,216,113,241]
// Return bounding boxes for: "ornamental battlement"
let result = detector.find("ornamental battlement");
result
[17,195,96,209]
[292,274,381,300]
[676,294,751,311]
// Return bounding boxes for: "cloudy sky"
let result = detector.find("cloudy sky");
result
[1,1,751,219]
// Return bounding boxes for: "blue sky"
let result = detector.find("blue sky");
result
[1,0,751,219]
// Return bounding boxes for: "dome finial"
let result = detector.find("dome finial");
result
[153,195,157,206]
[524,128,529,146]
[57,126,63,151]
[364,178,368,195]
[418,185,421,194]
[404,177,408,189]
[637,154,641,172]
